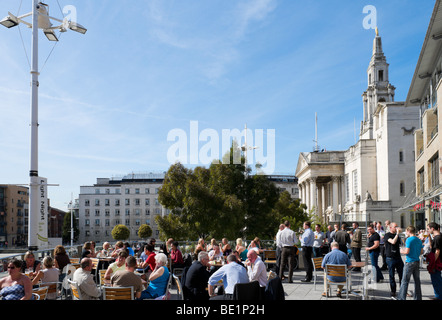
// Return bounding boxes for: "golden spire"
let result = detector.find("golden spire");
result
[375,27,379,36]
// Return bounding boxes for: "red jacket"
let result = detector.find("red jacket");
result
[426,252,442,273]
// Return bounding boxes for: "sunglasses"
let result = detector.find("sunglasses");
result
[7,266,16,269]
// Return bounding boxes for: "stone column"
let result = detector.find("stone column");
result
[332,176,340,216]
[309,177,317,214]
[317,184,323,220]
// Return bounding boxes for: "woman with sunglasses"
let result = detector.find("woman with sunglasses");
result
[0,259,33,300]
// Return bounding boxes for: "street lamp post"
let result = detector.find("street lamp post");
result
[1,1,86,251]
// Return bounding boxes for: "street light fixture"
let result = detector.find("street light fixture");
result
[0,1,87,251]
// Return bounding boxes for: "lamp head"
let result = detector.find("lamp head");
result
[0,15,19,28]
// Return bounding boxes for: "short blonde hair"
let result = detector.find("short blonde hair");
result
[236,238,243,246]
[43,256,54,268]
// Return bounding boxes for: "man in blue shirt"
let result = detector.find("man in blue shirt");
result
[397,225,423,300]
[321,241,352,298]
[208,254,249,300]
[300,221,314,282]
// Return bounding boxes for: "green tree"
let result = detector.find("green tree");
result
[138,224,153,240]
[62,211,79,245]
[272,190,308,233]
[111,224,130,241]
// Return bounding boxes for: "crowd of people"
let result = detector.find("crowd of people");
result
[274,219,441,300]
[0,220,440,301]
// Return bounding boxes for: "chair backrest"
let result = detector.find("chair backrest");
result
[264,250,276,260]
[312,257,323,270]
[325,264,347,278]
[233,280,262,300]
[68,279,82,300]
[32,293,40,300]
[91,258,100,270]
[32,286,48,300]
[103,286,134,300]
[173,274,184,300]
[40,282,62,300]
[70,258,80,264]
[99,269,107,287]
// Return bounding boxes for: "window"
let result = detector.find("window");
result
[145,199,150,206]
[125,199,130,206]
[95,199,100,206]
[105,189,110,194]
[105,199,110,206]
[345,174,349,202]
[95,189,100,194]
[95,219,100,226]
[85,209,90,216]
[430,153,440,188]
[85,219,90,226]
[145,188,150,194]
[400,181,405,196]
[418,167,425,195]
[135,209,140,216]
[115,199,120,206]
[135,188,140,194]
[95,209,100,216]
[378,70,384,81]
[115,209,120,216]
[105,219,110,226]
[125,188,130,194]
[352,170,358,197]
[135,199,140,206]
[399,151,404,163]
[125,209,130,216]
[85,199,90,206]
[105,209,110,216]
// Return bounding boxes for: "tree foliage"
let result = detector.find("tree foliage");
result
[138,224,153,240]
[157,144,307,241]
[111,224,130,241]
[62,211,79,244]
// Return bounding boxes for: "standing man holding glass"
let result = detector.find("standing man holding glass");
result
[300,221,314,282]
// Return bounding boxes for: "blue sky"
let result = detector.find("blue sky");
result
[0,0,436,210]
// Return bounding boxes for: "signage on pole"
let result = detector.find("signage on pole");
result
[37,177,49,248]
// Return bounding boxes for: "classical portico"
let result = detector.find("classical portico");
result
[296,151,345,223]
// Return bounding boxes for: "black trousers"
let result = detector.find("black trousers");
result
[302,246,313,280]
[279,246,296,281]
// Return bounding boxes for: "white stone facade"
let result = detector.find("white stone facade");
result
[296,31,420,228]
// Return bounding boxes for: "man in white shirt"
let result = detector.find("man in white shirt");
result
[246,250,267,288]
[72,258,102,300]
[275,224,285,274]
[278,220,297,283]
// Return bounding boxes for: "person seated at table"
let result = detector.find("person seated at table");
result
[208,245,223,261]
[82,242,96,258]
[184,251,211,300]
[124,242,135,256]
[219,238,232,257]
[196,238,207,252]
[53,245,70,282]
[138,244,156,278]
[111,256,144,299]
[207,238,217,252]
[111,241,125,258]
[105,250,129,281]
[170,241,185,272]
[208,254,249,300]
[247,240,261,254]
[0,258,33,300]
[32,256,60,299]
[246,250,267,289]
[235,238,248,261]
[97,242,112,258]
[321,241,352,298]
[72,258,102,300]
[20,251,41,278]
[139,253,170,299]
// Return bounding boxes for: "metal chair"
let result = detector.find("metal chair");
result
[32,293,40,300]
[67,279,83,300]
[102,286,134,300]
[32,286,48,300]
[173,274,184,300]
[324,264,349,299]
[39,281,63,300]
[312,257,324,290]
[263,250,277,271]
